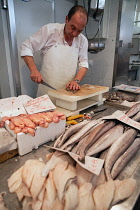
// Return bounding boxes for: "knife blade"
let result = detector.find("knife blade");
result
[41,81,57,90]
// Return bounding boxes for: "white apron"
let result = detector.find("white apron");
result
[37,41,79,100]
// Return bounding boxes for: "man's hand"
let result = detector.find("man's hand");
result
[66,80,80,90]
[30,70,43,83]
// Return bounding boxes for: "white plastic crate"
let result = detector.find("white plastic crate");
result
[5,119,66,156]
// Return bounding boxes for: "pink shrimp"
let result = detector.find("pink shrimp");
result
[14,127,21,134]
[11,117,25,128]
[9,121,15,130]
[52,115,60,123]
[20,117,36,129]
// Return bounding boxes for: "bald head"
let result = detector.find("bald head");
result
[67,5,88,23]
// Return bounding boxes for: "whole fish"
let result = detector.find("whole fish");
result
[54,120,88,148]
[132,111,140,122]
[60,119,102,150]
[86,124,124,156]
[73,133,90,155]
[125,102,140,118]
[111,137,140,179]
[104,128,138,181]
[79,120,115,161]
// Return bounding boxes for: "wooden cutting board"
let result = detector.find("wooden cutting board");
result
[48,84,109,102]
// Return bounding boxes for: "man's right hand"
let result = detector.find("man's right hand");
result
[22,56,44,84]
[30,70,43,83]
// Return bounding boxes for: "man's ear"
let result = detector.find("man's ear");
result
[66,15,69,22]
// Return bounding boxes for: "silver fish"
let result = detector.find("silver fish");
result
[60,119,102,150]
[86,124,124,156]
[56,120,88,148]
[132,111,140,122]
[126,102,140,118]
[111,137,140,179]
[79,121,116,161]
[104,128,138,181]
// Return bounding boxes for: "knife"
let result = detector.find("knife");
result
[41,81,57,90]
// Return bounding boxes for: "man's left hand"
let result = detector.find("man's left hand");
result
[66,80,80,90]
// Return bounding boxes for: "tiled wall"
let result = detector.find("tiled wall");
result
[81,1,120,88]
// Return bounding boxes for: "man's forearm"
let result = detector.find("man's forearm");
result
[22,56,38,73]
[22,56,43,83]
[74,67,88,82]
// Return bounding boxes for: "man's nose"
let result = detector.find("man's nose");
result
[72,31,79,37]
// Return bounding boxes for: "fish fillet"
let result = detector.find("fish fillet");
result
[51,198,63,210]
[31,184,45,210]
[22,197,32,210]
[41,171,57,210]
[22,159,41,189]
[42,151,75,177]
[76,164,93,187]
[0,192,9,210]
[64,182,79,210]
[76,182,95,210]
[112,178,136,206]
[91,168,106,190]
[53,162,76,201]
[30,161,46,200]
[8,166,23,193]
[93,180,115,210]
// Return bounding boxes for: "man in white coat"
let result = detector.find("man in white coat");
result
[21,5,89,97]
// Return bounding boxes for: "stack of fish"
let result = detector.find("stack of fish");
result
[54,102,140,180]
[7,151,137,210]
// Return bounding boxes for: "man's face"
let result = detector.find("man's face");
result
[64,12,87,40]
